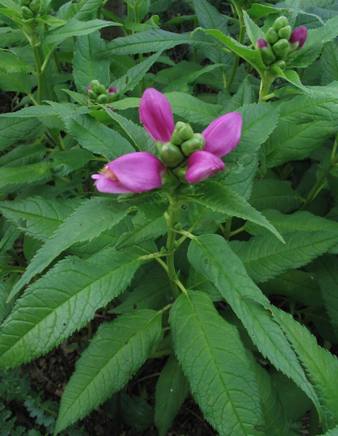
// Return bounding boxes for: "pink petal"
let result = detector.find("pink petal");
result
[108,152,165,193]
[256,38,268,48]
[139,88,175,143]
[202,112,243,158]
[185,151,224,184]
[290,26,308,48]
[91,173,131,194]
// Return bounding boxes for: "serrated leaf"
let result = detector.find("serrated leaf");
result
[154,356,189,436]
[0,162,52,193]
[192,0,228,33]
[65,114,134,160]
[102,29,191,56]
[0,50,32,73]
[0,117,42,151]
[242,11,265,46]
[73,31,110,92]
[185,181,284,242]
[112,51,162,95]
[0,247,141,368]
[273,307,338,430]
[0,197,78,241]
[313,256,338,336]
[45,19,118,45]
[55,309,162,433]
[250,179,301,213]
[166,92,221,125]
[9,197,130,300]
[187,235,319,410]
[170,290,265,436]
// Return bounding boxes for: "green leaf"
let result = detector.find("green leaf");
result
[112,51,162,95]
[73,31,110,92]
[242,11,265,46]
[313,256,338,336]
[102,29,191,56]
[65,114,134,160]
[45,19,118,45]
[8,198,130,300]
[0,197,78,241]
[273,307,338,430]
[0,117,42,151]
[103,108,155,153]
[0,247,141,368]
[233,212,338,282]
[0,50,32,73]
[0,162,52,193]
[265,86,338,167]
[55,309,162,433]
[170,290,265,436]
[320,426,338,436]
[154,356,189,436]
[75,0,104,20]
[192,0,228,33]
[250,179,301,213]
[0,143,44,168]
[185,181,284,242]
[203,29,265,74]
[166,92,221,125]
[187,235,319,409]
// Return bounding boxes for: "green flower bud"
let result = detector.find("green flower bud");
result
[21,5,33,18]
[272,39,290,59]
[181,133,205,156]
[97,94,108,104]
[90,79,100,88]
[173,166,187,181]
[271,60,286,75]
[278,25,292,39]
[21,0,30,6]
[160,142,184,167]
[266,28,278,44]
[273,16,289,31]
[30,0,40,13]
[171,121,194,145]
[107,93,118,103]
[260,46,276,65]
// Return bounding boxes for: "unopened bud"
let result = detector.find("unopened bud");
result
[266,28,278,44]
[30,0,40,13]
[21,5,33,18]
[171,121,194,145]
[181,133,205,156]
[273,16,289,31]
[160,142,184,167]
[260,46,276,65]
[289,26,308,48]
[97,94,108,104]
[272,39,290,59]
[278,25,292,39]
[271,60,286,74]
[256,38,268,49]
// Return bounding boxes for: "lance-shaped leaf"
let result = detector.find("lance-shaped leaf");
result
[154,356,189,436]
[55,310,162,433]
[187,235,320,413]
[0,247,142,368]
[8,197,130,300]
[170,291,265,436]
[273,307,338,430]
[184,181,284,242]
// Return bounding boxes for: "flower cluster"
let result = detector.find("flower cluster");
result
[92,88,242,194]
[20,0,45,18]
[256,16,307,72]
[87,80,118,105]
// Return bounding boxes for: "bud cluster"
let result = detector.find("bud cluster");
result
[158,121,205,171]
[20,0,43,19]
[87,80,118,104]
[256,16,307,73]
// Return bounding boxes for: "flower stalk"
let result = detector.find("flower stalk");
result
[165,195,180,299]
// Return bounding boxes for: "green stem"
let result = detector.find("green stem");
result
[259,72,274,103]
[227,1,244,91]
[165,195,179,299]
[31,34,44,104]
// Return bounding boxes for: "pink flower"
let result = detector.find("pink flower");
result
[108,86,118,94]
[139,88,175,142]
[256,38,268,48]
[92,152,165,194]
[290,26,308,48]
[185,151,224,184]
[202,112,242,158]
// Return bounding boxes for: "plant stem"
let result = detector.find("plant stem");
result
[165,195,179,299]
[259,72,274,102]
[31,33,44,104]
[227,0,244,91]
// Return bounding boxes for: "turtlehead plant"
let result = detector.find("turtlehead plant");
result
[93,88,242,194]
[0,2,337,436]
